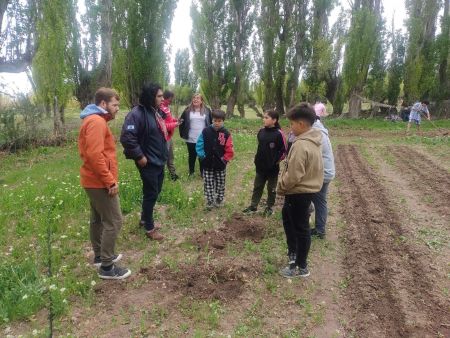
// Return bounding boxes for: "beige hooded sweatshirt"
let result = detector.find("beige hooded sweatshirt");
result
[276,128,324,195]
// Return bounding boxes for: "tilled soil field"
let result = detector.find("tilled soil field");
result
[6,129,449,337]
[335,144,450,338]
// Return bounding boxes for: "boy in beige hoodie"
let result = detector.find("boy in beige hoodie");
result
[277,103,323,278]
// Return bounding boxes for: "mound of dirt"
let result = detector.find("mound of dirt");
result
[193,214,266,251]
[221,214,266,243]
[145,257,262,302]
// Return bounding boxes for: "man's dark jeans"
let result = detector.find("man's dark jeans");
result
[139,164,164,231]
[282,193,313,269]
[311,181,329,234]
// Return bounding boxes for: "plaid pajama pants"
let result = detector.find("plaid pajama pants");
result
[203,168,226,205]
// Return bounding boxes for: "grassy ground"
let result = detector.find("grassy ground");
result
[0,115,449,336]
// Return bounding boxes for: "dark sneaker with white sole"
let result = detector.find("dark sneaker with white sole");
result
[310,228,325,239]
[263,207,273,216]
[242,206,257,213]
[98,264,131,280]
[93,254,123,267]
[279,266,310,278]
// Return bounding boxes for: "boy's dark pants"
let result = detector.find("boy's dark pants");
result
[138,164,164,231]
[250,172,278,208]
[282,193,313,269]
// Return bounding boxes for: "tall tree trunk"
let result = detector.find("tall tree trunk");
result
[0,0,8,27]
[237,102,245,117]
[248,99,263,118]
[226,90,237,117]
[53,96,63,137]
[273,0,292,115]
[348,91,362,118]
[96,0,113,87]
[226,1,244,117]
[261,0,278,110]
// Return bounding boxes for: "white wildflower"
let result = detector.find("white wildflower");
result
[22,294,28,300]
[91,280,96,286]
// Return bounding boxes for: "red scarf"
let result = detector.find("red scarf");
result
[152,107,168,140]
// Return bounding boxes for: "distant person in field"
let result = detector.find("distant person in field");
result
[78,87,131,280]
[310,116,335,239]
[314,97,328,119]
[243,110,287,216]
[406,100,430,134]
[277,103,323,278]
[179,93,212,177]
[160,90,181,181]
[196,109,234,210]
[120,83,168,241]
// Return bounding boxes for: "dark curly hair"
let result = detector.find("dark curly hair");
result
[139,82,162,110]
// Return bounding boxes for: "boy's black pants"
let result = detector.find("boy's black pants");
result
[282,193,313,269]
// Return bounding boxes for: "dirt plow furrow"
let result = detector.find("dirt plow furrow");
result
[387,146,450,215]
[335,144,449,338]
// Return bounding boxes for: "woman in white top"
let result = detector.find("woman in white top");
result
[179,94,212,176]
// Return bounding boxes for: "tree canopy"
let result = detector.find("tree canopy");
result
[1,0,450,119]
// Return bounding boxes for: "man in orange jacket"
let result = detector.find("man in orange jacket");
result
[78,87,131,280]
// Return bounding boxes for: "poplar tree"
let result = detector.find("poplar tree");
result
[386,29,406,106]
[403,0,440,103]
[112,0,176,106]
[0,0,37,73]
[342,0,383,117]
[190,0,227,109]
[437,0,450,101]
[32,0,74,137]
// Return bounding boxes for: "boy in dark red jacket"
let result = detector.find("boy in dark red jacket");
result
[196,109,234,210]
[160,90,180,181]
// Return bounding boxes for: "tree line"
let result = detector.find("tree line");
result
[0,0,449,137]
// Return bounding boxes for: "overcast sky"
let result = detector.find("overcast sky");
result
[0,0,410,95]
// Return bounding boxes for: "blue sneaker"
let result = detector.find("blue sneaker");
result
[98,264,131,280]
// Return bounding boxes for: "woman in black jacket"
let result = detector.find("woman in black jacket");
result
[178,93,212,176]
[243,110,287,215]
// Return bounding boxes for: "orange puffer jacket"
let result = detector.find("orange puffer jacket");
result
[78,114,118,188]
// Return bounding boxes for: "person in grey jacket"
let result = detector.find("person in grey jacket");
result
[310,118,335,239]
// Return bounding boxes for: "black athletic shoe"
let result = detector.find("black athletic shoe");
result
[263,207,273,216]
[243,206,257,213]
[170,173,179,181]
[279,266,310,278]
[98,264,131,280]
[311,228,325,239]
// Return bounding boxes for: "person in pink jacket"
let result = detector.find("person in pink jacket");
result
[160,90,181,180]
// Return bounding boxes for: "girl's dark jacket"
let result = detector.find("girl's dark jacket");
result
[254,127,287,175]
